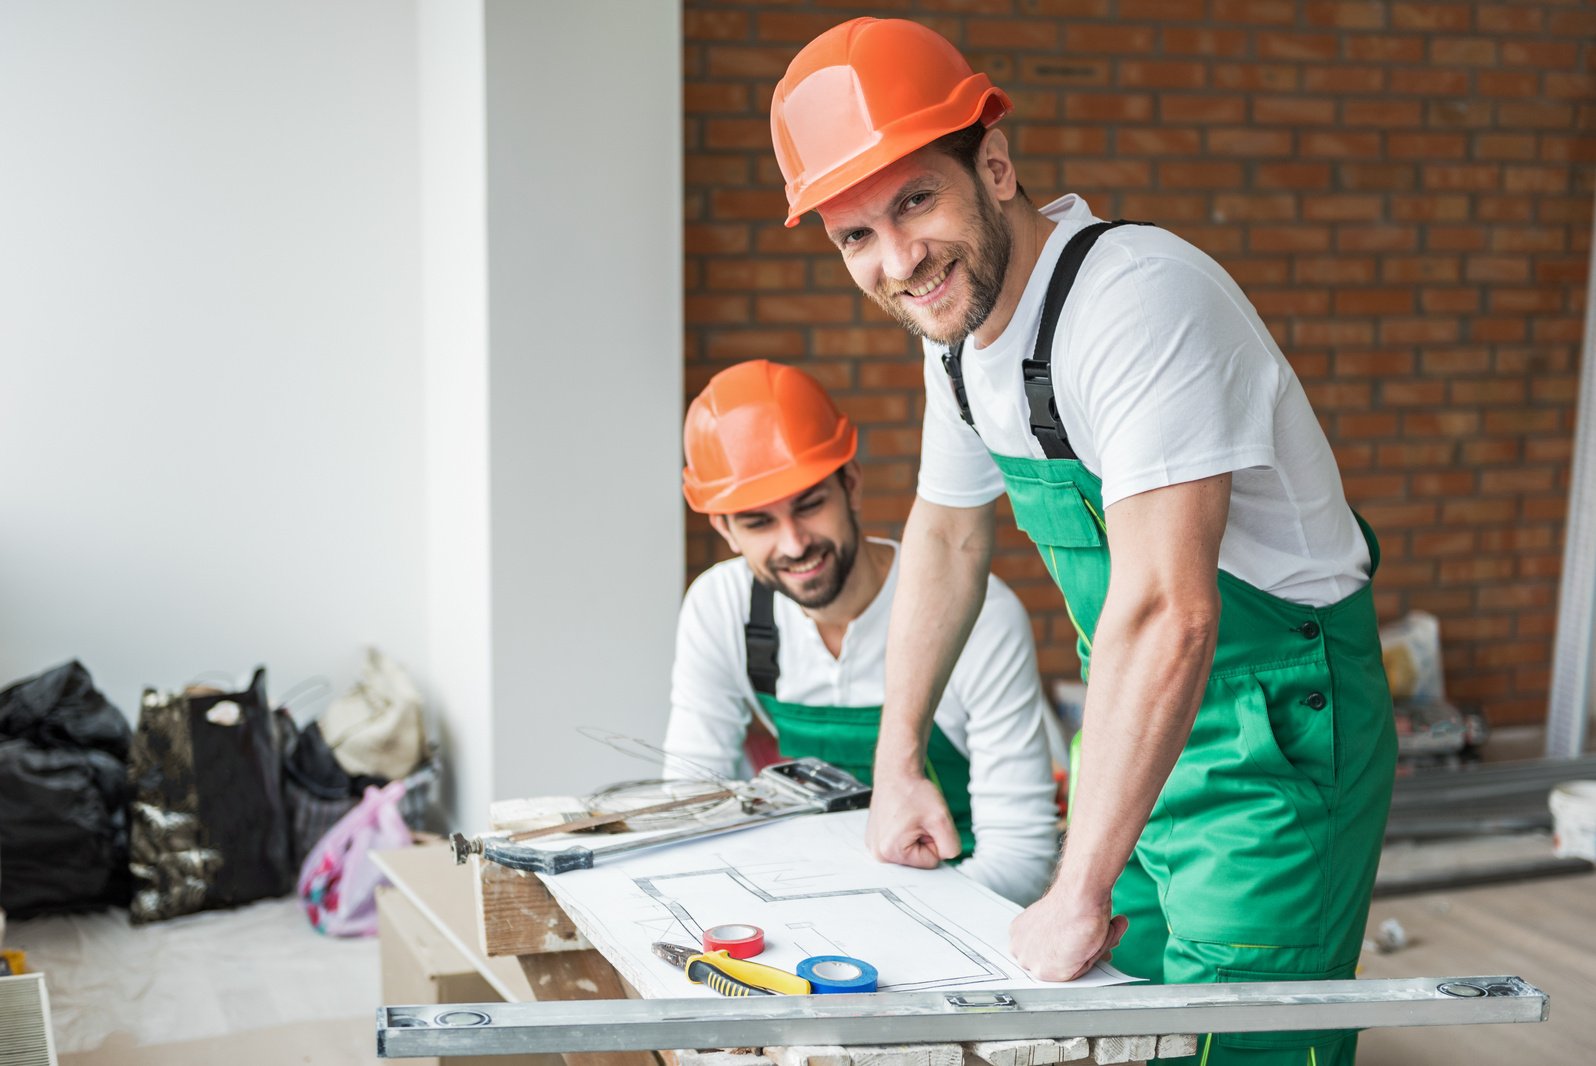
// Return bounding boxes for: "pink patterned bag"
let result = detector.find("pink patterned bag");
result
[297,778,411,936]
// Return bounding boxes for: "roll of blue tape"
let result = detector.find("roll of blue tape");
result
[796,955,878,993]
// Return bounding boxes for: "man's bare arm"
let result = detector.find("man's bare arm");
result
[1011,472,1229,980]
[868,493,997,868]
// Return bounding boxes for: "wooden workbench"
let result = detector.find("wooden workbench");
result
[371,794,1195,1066]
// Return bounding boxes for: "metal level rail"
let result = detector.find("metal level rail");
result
[376,976,1546,1059]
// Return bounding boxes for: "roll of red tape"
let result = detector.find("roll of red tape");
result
[702,923,765,958]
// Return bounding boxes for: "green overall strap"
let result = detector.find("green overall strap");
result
[744,581,976,857]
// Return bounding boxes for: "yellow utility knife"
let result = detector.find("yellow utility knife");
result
[651,941,811,996]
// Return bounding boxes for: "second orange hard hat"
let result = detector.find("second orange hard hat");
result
[770,17,1012,227]
[682,361,858,515]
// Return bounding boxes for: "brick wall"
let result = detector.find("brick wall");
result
[683,0,1595,728]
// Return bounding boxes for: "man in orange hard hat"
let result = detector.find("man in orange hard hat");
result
[666,359,1062,905]
[769,19,1395,1066]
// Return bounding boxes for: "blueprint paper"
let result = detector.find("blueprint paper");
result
[535,809,1136,999]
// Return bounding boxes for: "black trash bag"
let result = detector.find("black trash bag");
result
[281,720,388,867]
[0,661,133,917]
[128,667,294,923]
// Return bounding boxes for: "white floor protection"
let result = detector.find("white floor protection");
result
[5,897,380,1053]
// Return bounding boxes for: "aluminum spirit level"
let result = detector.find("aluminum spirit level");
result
[376,975,1545,1058]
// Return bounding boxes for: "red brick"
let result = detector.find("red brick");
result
[1065,93,1155,122]
[1212,63,1301,92]
[1160,96,1248,123]
[1120,192,1208,220]
[1309,0,1387,28]
[1431,37,1497,66]
[1304,195,1383,222]
[1212,0,1296,22]
[1498,102,1577,130]
[1347,35,1426,62]
[1337,225,1419,252]
[685,83,752,114]
[1380,318,1460,344]
[1304,65,1387,94]
[1162,28,1249,55]
[1392,3,1472,31]
[705,258,807,291]
[1478,5,1543,33]
[1295,320,1375,346]
[967,19,1060,49]
[1421,287,1480,314]
[1389,68,1470,95]
[1343,100,1422,127]
[1251,97,1340,126]
[1334,289,1414,315]
[1427,100,1493,129]
[1065,24,1157,53]
[1017,56,1111,86]
[811,328,913,358]
[704,45,801,78]
[1377,441,1457,466]
[1212,193,1298,221]
[1251,225,1332,252]
[684,9,750,41]
[1302,131,1382,158]
[1117,128,1202,155]
[1335,164,1415,193]
[1257,162,1333,189]
[1016,125,1109,155]
[703,329,806,362]
[1159,161,1248,188]
[1063,160,1153,188]
[1422,164,1502,192]
[755,294,854,324]
[1336,350,1413,376]
[685,223,752,255]
[686,155,750,186]
[1502,41,1580,68]
[1207,128,1294,156]
[1382,256,1461,283]
[687,293,752,326]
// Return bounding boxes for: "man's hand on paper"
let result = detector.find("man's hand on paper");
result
[1009,889,1128,982]
[865,771,961,869]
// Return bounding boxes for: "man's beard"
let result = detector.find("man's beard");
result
[754,511,861,611]
[868,183,1013,348]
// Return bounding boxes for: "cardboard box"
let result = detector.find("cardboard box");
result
[378,885,552,1066]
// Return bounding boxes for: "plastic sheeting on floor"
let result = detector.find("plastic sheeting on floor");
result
[5,897,379,1053]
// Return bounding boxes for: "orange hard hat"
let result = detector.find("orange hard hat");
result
[682,361,858,515]
[771,17,1012,227]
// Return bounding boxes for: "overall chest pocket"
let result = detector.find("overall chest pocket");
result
[1009,480,1104,549]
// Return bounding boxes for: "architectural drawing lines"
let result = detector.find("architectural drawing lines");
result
[631,864,1007,990]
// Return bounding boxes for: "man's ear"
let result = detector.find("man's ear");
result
[708,513,743,556]
[839,461,864,514]
[978,127,1018,202]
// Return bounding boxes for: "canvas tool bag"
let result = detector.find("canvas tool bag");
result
[318,648,426,782]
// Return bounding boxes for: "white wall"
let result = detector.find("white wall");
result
[0,0,685,828]
[483,0,685,801]
[0,0,427,718]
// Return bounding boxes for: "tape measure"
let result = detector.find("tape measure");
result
[703,923,765,958]
[796,955,877,993]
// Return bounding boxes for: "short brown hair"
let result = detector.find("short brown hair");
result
[928,122,1030,203]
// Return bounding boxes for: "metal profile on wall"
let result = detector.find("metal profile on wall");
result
[1547,193,1596,758]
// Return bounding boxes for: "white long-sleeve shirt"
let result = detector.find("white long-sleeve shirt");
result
[664,538,1060,905]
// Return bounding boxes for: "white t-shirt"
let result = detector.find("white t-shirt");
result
[665,539,1060,905]
[918,195,1370,607]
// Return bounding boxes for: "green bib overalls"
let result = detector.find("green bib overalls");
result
[744,580,977,858]
[943,221,1396,1065]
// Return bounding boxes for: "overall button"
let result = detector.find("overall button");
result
[1296,621,1321,639]
[1304,692,1327,711]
